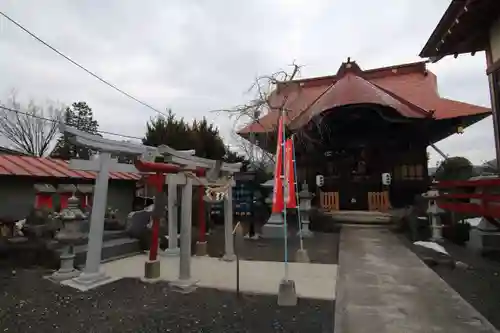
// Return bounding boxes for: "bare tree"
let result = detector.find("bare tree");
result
[214,62,303,168]
[0,93,63,157]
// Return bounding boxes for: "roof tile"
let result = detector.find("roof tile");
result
[238,60,490,134]
[0,155,140,181]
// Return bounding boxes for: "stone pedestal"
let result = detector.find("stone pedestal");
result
[162,247,180,256]
[295,248,310,263]
[48,246,80,281]
[63,270,117,291]
[170,277,198,294]
[298,223,313,238]
[144,259,161,280]
[261,212,287,239]
[195,241,208,256]
[277,279,297,306]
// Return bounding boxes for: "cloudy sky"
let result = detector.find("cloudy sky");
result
[0,0,495,166]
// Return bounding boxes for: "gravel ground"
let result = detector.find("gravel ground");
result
[399,234,500,330]
[0,269,334,333]
[207,226,339,265]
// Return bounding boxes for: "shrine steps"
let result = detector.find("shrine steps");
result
[73,230,141,267]
[323,210,393,226]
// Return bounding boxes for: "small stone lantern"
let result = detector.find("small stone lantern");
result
[298,181,313,238]
[422,188,444,242]
[49,195,88,281]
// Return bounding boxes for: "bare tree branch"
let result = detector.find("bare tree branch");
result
[211,62,308,168]
[0,92,63,157]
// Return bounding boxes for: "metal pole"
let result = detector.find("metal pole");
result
[430,143,448,160]
[233,222,242,298]
[290,135,304,250]
[236,232,240,297]
[281,109,289,280]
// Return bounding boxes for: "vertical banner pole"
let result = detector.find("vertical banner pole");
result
[281,109,289,280]
[291,135,304,250]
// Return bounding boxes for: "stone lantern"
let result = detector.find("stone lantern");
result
[422,188,444,242]
[298,181,313,238]
[260,179,285,239]
[49,195,88,281]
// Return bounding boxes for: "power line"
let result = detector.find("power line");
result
[0,11,167,117]
[0,104,144,141]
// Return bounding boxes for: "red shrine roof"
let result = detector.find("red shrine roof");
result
[0,154,140,180]
[238,60,490,134]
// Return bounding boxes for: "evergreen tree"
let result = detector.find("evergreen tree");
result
[143,110,242,162]
[51,102,99,159]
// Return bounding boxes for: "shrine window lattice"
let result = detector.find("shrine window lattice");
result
[393,164,424,180]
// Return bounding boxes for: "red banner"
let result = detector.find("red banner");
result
[285,138,297,208]
[272,116,284,213]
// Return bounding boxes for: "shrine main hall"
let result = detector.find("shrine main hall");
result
[238,59,490,212]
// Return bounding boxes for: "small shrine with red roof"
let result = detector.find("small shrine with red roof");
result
[238,59,490,212]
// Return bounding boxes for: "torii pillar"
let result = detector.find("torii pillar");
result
[134,159,181,280]
[59,124,152,291]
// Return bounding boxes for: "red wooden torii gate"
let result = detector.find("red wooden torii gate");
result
[135,160,208,263]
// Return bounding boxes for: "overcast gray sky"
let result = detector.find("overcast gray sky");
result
[0,0,494,166]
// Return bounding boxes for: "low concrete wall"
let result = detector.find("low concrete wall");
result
[0,176,136,221]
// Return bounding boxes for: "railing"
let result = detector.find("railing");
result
[368,191,390,212]
[435,178,500,218]
[320,191,339,211]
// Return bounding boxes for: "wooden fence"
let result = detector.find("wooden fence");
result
[320,191,339,211]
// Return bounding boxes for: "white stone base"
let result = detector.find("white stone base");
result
[160,247,180,257]
[170,278,199,294]
[277,279,297,306]
[261,223,288,239]
[46,268,81,282]
[222,253,236,262]
[61,271,120,292]
[297,227,313,238]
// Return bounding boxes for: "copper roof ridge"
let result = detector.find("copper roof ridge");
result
[287,79,339,128]
[367,80,433,118]
[288,71,432,127]
[276,60,429,86]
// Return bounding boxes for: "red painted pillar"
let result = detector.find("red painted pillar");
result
[149,172,165,261]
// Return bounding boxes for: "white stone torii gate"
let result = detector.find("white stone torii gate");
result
[59,124,242,291]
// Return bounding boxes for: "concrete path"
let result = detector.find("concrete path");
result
[102,254,337,301]
[334,227,498,333]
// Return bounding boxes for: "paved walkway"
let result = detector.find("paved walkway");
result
[334,227,498,333]
[102,254,337,300]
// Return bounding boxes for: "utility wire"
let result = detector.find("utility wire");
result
[0,11,167,117]
[0,104,143,141]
